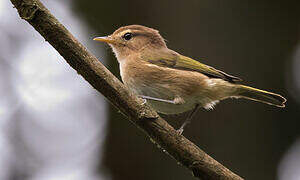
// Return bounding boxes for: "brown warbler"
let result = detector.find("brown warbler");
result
[94,25,286,133]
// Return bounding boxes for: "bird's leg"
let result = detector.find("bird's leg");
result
[177,104,200,135]
[141,98,147,105]
[138,95,183,104]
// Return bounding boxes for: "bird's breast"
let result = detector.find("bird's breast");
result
[119,61,197,114]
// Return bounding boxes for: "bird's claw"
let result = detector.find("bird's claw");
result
[141,98,147,105]
[176,128,184,135]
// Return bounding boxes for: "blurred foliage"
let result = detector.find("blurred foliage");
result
[73,0,300,179]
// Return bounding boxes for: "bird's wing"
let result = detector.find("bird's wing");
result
[142,49,242,83]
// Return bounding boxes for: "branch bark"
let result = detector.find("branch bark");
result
[10,0,243,179]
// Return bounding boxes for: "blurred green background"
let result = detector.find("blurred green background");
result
[71,0,300,179]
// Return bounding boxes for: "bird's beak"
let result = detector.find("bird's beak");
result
[93,36,115,44]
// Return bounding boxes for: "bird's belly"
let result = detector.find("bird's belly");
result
[126,80,197,114]
[147,100,195,114]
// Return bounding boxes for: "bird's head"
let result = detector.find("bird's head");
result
[93,25,166,61]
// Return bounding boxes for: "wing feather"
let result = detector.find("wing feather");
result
[142,49,241,83]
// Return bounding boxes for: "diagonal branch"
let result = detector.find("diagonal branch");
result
[10,0,243,179]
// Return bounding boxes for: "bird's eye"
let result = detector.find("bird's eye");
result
[123,32,133,41]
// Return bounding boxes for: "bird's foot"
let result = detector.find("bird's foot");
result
[138,95,175,104]
[176,127,184,135]
[176,104,201,135]
[141,98,147,105]
[138,95,184,105]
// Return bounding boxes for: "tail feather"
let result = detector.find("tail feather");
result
[236,85,286,107]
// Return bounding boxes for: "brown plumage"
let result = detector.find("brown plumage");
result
[93,25,286,123]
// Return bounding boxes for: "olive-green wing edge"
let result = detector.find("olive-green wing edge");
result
[146,53,242,83]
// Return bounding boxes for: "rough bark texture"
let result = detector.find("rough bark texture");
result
[10,0,243,179]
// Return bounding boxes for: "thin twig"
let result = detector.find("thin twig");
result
[10,0,243,179]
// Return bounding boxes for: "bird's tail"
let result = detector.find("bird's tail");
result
[235,85,286,107]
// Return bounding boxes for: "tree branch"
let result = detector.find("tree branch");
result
[10,0,243,179]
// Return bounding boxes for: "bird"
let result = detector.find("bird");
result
[93,25,286,134]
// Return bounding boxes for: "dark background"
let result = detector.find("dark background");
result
[73,1,300,180]
[2,0,300,180]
